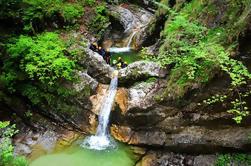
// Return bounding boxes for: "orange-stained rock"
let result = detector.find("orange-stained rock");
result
[54,131,80,152]
[89,84,109,115]
[110,125,133,143]
[115,88,129,114]
[136,153,157,166]
[88,114,98,134]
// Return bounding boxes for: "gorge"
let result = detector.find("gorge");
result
[1,0,251,166]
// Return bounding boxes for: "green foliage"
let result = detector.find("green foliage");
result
[146,77,158,83]
[89,4,110,37]
[7,32,75,85]
[61,3,84,23]
[145,0,251,122]
[81,0,95,6]
[3,0,84,32]
[0,0,22,19]
[215,154,231,166]
[215,154,251,166]
[201,94,227,105]
[0,121,28,166]
[227,99,249,124]
[0,32,77,107]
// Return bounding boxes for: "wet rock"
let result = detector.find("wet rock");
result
[108,5,154,49]
[55,131,80,151]
[90,84,109,115]
[115,88,129,114]
[129,131,167,146]
[137,151,217,166]
[136,152,157,166]
[112,125,251,153]
[109,5,153,33]
[110,125,133,143]
[84,49,114,84]
[14,143,32,156]
[14,130,59,158]
[193,155,216,166]
[119,61,168,84]
[74,71,98,93]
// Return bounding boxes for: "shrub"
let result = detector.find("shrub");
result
[7,32,75,85]
[0,32,77,106]
[22,0,84,32]
[0,121,28,166]
[89,4,110,36]
[61,3,84,23]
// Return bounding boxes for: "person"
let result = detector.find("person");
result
[89,43,97,52]
[117,57,123,65]
[105,48,111,64]
[122,61,128,68]
[98,46,106,58]
[112,59,117,67]
[117,63,122,70]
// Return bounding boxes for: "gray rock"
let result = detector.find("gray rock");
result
[14,143,32,156]
[74,71,98,92]
[109,5,153,33]
[119,61,168,84]
[84,49,114,84]
[108,5,154,49]
[193,155,216,166]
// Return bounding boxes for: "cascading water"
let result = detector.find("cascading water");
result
[126,31,137,48]
[81,71,118,150]
[109,31,137,53]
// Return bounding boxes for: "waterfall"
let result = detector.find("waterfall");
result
[81,71,118,150]
[108,31,137,53]
[126,31,137,47]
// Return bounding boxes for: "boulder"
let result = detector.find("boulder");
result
[118,61,168,85]
[109,5,153,33]
[74,71,98,93]
[136,151,217,166]
[84,49,114,84]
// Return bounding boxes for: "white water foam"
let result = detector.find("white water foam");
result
[81,73,118,150]
[109,47,131,53]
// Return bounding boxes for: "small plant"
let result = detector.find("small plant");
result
[61,3,84,23]
[227,99,249,124]
[82,0,95,6]
[215,154,251,166]
[89,4,110,36]
[215,154,231,166]
[0,121,28,166]
[201,94,227,105]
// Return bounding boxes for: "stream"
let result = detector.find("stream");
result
[27,4,153,166]
[29,72,136,166]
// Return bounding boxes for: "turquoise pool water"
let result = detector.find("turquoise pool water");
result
[30,143,135,166]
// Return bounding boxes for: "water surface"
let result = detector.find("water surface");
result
[30,144,135,166]
[111,51,142,64]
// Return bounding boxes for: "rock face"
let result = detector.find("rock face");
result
[84,49,114,84]
[74,71,98,93]
[109,5,153,33]
[136,151,217,166]
[110,79,251,154]
[108,4,154,49]
[119,61,168,85]
[14,129,80,160]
